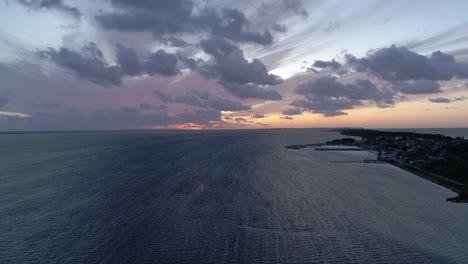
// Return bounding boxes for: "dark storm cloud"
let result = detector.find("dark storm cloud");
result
[199,37,282,100]
[17,0,81,18]
[39,43,182,87]
[428,97,451,103]
[153,90,251,111]
[312,59,341,70]
[144,49,179,76]
[38,42,123,87]
[116,44,142,76]
[346,45,468,81]
[194,8,274,45]
[392,80,442,94]
[199,37,237,58]
[96,1,275,46]
[291,76,396,116]
[200,37,282,85]
[251,114,265,118]
[281,108,302,115]
[96,0,194,35]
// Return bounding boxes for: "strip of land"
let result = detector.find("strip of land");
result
[285,128,468,202]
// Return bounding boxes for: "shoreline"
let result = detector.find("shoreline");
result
[285,129,468,202]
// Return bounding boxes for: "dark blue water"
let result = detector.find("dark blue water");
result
[1,129,468,263]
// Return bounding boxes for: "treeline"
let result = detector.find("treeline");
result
[340,128,452,140]
[424,142,468,183]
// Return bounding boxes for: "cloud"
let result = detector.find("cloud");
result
[90,106,221,127]
[38,42,123,87]
[272,24,288,33]
[153,90,203,106]
[295,76,395,106]
[281,108,302,115]
[322,19,341,32]
[17,0,81,18]
[312,59,341,70]
[280,116,293,120]
[96,1,275,46]
[346,45,468,81]
[153,90,251,111]
[294,45,468,117]
[175,109,221,125]
[116,44,142,76]
[292,76,396,116]
[200,37,282,85]
[393,80,442,94]
[0,105,222,130]
[256,122,270,126]
[428,96,467,103]
[219,81,282,100]
[96,0,194,35]
[235,117,247,122]
[282,0,308,17]
[200,37,282,100]
[159,36,189,47]
[428,97,451,103]
[176,53,203,71]
[39,43,182,86]
[139,103,167,110]
[0,110,30,118]
[204,95,251,111]
[195,8,274,45]
[251,114,265,118]
[291,96,355,117]
[144,49,179,76]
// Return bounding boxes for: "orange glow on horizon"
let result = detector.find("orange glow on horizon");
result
[146,123,204,130]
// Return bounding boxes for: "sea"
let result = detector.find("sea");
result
[1,128,468,263]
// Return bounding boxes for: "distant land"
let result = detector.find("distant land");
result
[286,128,468,203]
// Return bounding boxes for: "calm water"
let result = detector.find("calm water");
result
[1,129,468,263]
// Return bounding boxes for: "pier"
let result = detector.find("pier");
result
[363,159,386,163]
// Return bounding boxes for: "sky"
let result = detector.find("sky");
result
[1,0,468,131]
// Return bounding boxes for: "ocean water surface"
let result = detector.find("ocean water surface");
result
[1,129,468,263]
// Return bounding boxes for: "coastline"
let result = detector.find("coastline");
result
[285,128,468,202]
